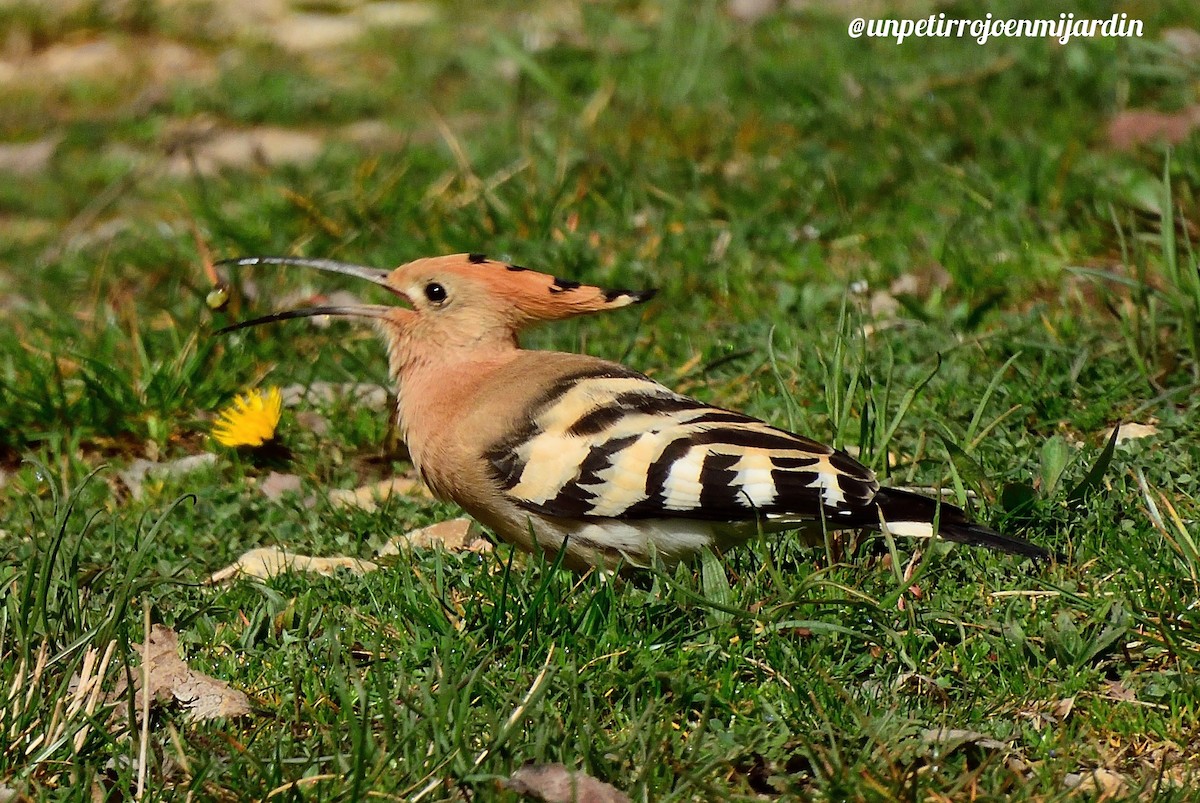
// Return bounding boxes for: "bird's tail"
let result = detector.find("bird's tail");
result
[871,487,1057,560]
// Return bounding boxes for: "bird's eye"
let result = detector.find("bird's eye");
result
[424,282,447,304]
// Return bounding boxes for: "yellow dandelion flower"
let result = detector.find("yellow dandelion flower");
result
[212,387,283,447]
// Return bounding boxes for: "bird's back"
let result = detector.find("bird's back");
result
[412,348,1053,567]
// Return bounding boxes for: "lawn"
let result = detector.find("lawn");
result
[2,0,1200,800]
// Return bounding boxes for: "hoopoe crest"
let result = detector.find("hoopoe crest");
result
[219,252,1056,571]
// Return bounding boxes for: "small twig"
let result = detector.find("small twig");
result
[25,643,49,709]
[405,751,461,803]
[75,639,117,753]
[265,773,339,800]
[989,590,1061,599]
[719,650,795,692]
[136,600,151,799]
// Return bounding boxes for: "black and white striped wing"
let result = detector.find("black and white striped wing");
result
[485,367,879,523]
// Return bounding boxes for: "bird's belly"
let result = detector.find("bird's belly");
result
[493,512,744,571]
[572,518,722,568]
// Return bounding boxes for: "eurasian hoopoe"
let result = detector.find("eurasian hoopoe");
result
[218,253,1055,571]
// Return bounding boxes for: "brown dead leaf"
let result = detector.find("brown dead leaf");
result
[270,13,367,52]
[1161,761,1200,789]
[727,0,779,23]
[503,763,631,803]
[1100,679,1139,703]
[891,264,952,297]
[257,471,303,501]
[207,547,377,584]
[920,727,1011,753]
[0,136,60,175]
[33,39,136,84]
[126,625,250,721]
[376,518,490,557]
[1162,28,1200,59]
[869,289,901,319]
[295,410,331,436]
[869,264,952,319]
[166,127,325,177]
[1107,422,1159,444]
[340,119,407,151]
[329,476,431,512]
[1107,107,1200,150]
[144,40,216,86]
[893,673,949,703]
[1063,767,1128,799]
[359,2,439,30]
[1015,696,1076,732]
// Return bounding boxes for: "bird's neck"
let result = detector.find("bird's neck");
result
[384,325,521,463]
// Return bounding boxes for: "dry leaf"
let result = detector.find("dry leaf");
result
[31,39,135,84]
[869,289,901,319]
[920,728,1011,753]
[1063,768,1127,798]
[359,2,439,30]
[166,127,325,177]
[376,518,489,557]
[340,119,406,150]
[295,410,330,436]
[465,538,494,554]
[0,783,15,803]
[891,264,951,297]
[207,546,378,583]
[1100,679,1138,702]
[727,0,779,23]
[0,136,60,175]
[1106,422,1158,444]
[869,265,952,319]
[1107,107,1200,150]
[1161,762,1200,788]
[503,763,631,803]
[1054,696,1077,722]
[125,625,250,721]
[257,471,303,501]
[119,453,218,499]
[270,13,366,52]
[144,40,216,85]
[329,476,431,512]
[893,673,949,702]
[1162,27,1200,59]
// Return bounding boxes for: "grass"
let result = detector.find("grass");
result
[3,0,1200,799]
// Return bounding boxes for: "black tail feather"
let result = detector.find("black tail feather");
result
[872,488,1060,561]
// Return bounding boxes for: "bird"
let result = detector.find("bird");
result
[216,252,1055,571]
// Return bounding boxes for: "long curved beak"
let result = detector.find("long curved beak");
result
[216,256,397,291]
[214,256,404,335]
[215,304,394,334]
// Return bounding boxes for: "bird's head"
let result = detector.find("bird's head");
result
[211,250,652,369]
[217,253,656,356]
